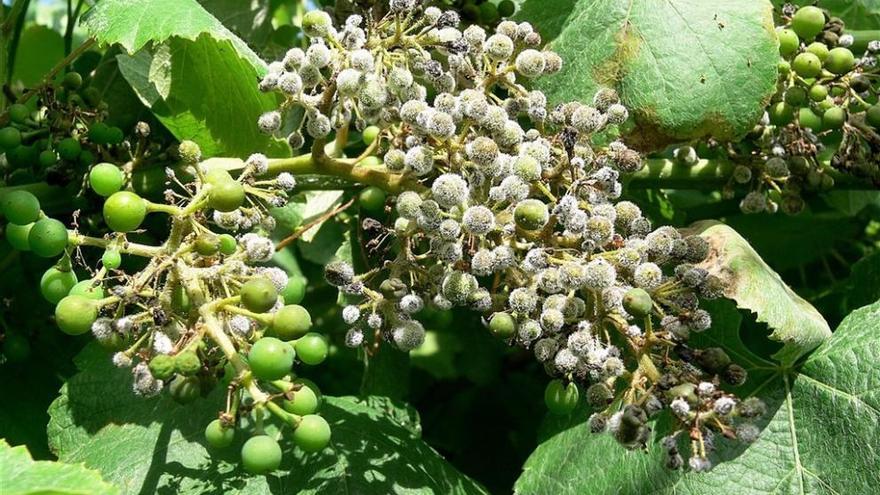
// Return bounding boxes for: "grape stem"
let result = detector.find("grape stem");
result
[68,232,163,257]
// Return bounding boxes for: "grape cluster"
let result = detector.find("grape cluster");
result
[1,140,331,473]
[257,1,765,470]
[718,5,880,214]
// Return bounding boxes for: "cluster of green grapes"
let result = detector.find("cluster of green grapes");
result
[0,141,331,474]
[718,5,880,214]
[254,2,765,471]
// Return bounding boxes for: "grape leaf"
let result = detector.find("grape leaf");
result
[772,0,880,30]
[199,0,275,48]
[517,0,779,150]
[685,220,831,365]
[48,344,484,494]
[515,299,880,495]
[12,25,64,86]
[0,439,119,495]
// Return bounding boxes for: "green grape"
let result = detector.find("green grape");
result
[102,248,122,269]
[205,419,235,449]
[28,218,69,258]
[2,333,31,363]
[175,351,202,375]
[281,276,306,304]
[514,199,549,231]
[240,278,278,313]
[81,86,102,107]
[38,149,58,168]
[791,6,825,40]
[822,106,846,129]
[792,52,822,78]
[248,337,294,380]
[88,122,112,145]
[805,41,829,62]
[5,144,37,169]
[62,71,83,90]
[218,234,237,255]
[783,86,807,107]
[479,2,500,25]
[272,304,312,341]
[282,378,323,415]
[5,222,34,251]
[360,156,382,167]
[358,186,386,213]
[798,107,823,131]
[777,60,791,76]
[195,233,221,256]
[73,50,102,75]
[776,28,799,57]
[148,354,176,380]
[816,96,834,113]
[171,283,191,313]
[294,332,328,365]
[55,295,98,335]
[768,102,794,126]
[78,150,95,167]
[498,0,516,17]
[241,435,282,474]
[824,47,854,75]
[830,85,847,98]
[867,105,880,128]
[103,191,147,232]
[461,2,480,22]
[808,84,828,102]
[8,103,29,124]
[1,190,41,224]
[362,125,380,145]
[169,375,201,404]
[40,267,78,304]
[57,137,82,161]
[89,163,125,197]
[106,127,124,145]
[0,127,22,150]
[69,280,105,300]
[301,9,332,38]
[208,179,245,212]
[622,288,653,318]
[293,415,331,453]
[488,312,516,339]
[544,379,579,415]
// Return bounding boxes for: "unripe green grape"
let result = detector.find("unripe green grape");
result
[102,248,122,269]
[622,288,653,318]
[768,102,794,126]
[488,312,516,339]
[777,60,790,75]
[55,295,98,335]
[498,0,516,17]
[514,199,549,231]
[830,85,847,97]
[783,86,806,107]
[544,379,579,415]
[359,186,386,213]
[461,3,480,22]
[798,107,823,131]
[824,47,854,75]
[38,149,58,168]
[81,86,102,107]
[362,126,380,145]
[170,375,201,404]
[249,337,295,380]
[88,122,112,145]
[106,127,124,145]
[208,180,245,212]
[78,150,95,167]
[148,354,176,380]
[776,28,799,57]
[57,137,81,161]
[808,84,828,102]
[28,218,68,257]
[0,127,21,150]
[241,435,282,474]
[89,163,124,197]
[282,378,323,415]
[667,383,698,405]
[40,267,77,304]
[8,103,29,124]
[69,279,105,300]
[240,278,277,313]
[205,419,235,449]
[2,333,31,363]
[294,332,328,365]
[6,144,37,169]
[5,222,34,251]
[204,168,233,186]
[177,140,202,164]
[195,233,221,256]
[791,6,825,40]
[479,2,499,25]
[281,276,307,305]
[1,190,41,224]
[792,52,822,78]
[62,71,83,90]
[822,106,846,129]
[218,234,237,255]
[293,414,331,453]
[360,156,382,167]
[805,42,829,62]
[103,191,147,232]
[272,304,312,341]
[171,284,191,313]
[175,351,201,376]
[867,105,880,128]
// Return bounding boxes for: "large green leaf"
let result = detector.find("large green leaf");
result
[12,25,64,86]
[0,439,118,495]
[772,0,880,30]
[518,0,779,150]
[199,0,275,48]
[47,344,484,494]
[686,221,831,365]
[515,299,880,495]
